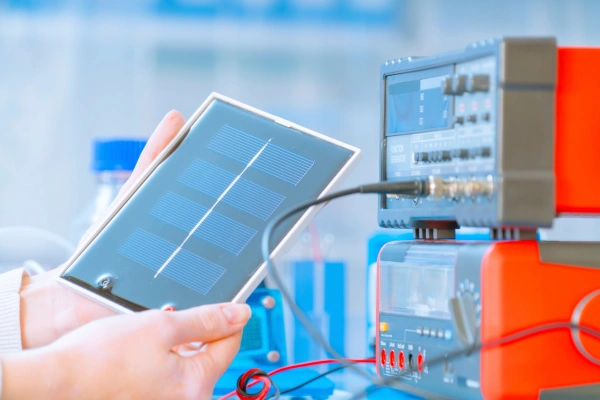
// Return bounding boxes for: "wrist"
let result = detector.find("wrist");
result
[19,270,65,348]
[19,269,114,349]
[1,348,70,399]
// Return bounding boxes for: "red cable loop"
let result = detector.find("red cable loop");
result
[220,358,375,400]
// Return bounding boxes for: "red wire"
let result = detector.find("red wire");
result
[219,358,375,400]
[236,368,271,400]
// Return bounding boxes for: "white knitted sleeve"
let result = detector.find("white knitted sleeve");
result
[0,268,25,355]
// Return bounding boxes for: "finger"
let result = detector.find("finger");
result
[118,110,185,197]
[76,110,185,250]
[165,303,251,346]
[188,331,243,384]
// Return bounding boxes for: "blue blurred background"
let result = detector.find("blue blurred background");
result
[1,0,600,362]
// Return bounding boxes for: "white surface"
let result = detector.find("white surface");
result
[0,226,74,273]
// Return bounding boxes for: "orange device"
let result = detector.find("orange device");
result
[555,47,600,214]
[376,38,600,399]
[376,240,600,399]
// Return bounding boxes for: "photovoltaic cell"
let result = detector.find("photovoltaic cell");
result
[150,192,257,255]
[178,159,286,220]
[118,228,225,295]
[208,125,314,185]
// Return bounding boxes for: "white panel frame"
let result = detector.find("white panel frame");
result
[57,92,361,314]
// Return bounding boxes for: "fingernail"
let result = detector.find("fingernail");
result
[222,304,251,324]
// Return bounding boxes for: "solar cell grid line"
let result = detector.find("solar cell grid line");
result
[155,139,272,279]
[161,251,226,295]
[215,127,315,171]
[178,159,236,198]
[178,159,286,221]
[209,128,313,185]
[223,179,286,220]
[253,146,313,184]
[221,125,266,147]
[118,230,225,285]
[196,213,257,255]
[208,125,315,185]
[117,228,225,295]
[151,193,255,255]
[150,192,206,232]
[229,178,285,206]
[150,192,257,255]
[209,142,308,184]
[224,184,285,214]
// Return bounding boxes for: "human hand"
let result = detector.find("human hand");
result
[3,303,250,400]
[20,110,186,348]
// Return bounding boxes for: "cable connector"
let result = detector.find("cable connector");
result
[378,175,495,201]
[428,175,495,201]
[359,179,429,197]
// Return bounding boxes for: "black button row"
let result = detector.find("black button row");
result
[455,112,491,125]
[413,147,492,164]
[413,150,452,163]
[457,146,492,159]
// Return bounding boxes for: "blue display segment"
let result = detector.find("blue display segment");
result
[178,159,286,220]
[118,228,225,295]
[208,125,314,185]
[150,192,257,256]
[386,75,450,135]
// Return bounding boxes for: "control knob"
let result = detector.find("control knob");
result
[466,74,490,92]
[442,74,468,95]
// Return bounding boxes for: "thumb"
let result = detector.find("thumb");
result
[118,110,185,198]
[165,303,251,347]
[190,331,244,385]
[77,110,185,250]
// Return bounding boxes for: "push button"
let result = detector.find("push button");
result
[459,149,470,159]
[380,322,389,332]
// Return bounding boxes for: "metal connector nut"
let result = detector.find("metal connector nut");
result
[428,176,445,200]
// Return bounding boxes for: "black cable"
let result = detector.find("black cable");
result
[236,368,281,400]
[261,180,600,399]
[265,365,347,399]
[261,180,432,398]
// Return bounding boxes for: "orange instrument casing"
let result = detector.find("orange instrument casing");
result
[376,240,600,399]
[376,42,600,399]
[555,48,600,214]
[481,241,600,399]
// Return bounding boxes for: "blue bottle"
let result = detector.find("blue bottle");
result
[70,138,146,245]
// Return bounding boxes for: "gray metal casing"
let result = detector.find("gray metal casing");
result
[379,37,556,229]
[377,242,491,400]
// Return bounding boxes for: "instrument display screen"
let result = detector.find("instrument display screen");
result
[379,244,458,320]
[386,73,452,135]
